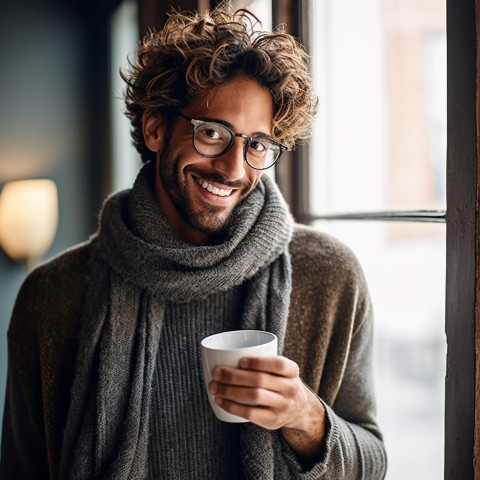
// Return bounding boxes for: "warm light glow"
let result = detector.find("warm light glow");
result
[0,179,58,266]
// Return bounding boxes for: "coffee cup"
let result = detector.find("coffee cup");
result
[200,330,278,423]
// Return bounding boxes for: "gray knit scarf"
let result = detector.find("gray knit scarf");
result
[59,162,294,479]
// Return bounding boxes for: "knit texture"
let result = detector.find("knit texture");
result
[148,288,244,478]
[58,162,294,479]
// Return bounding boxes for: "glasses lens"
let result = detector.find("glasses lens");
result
[191,119,282,170]
[246,139,280,169]
[193,122,232,157]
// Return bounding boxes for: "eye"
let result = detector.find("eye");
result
[249,139,268,153]
[204,128,221,139]
[197,123,226,142]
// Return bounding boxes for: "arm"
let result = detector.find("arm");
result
[286,307,387,479]
[0,308,49,479]
[1,245,89,479]
[316,306,387,478]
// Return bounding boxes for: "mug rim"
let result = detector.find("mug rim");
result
[201,329,277,351]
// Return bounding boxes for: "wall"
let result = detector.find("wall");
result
[0,0,109,435]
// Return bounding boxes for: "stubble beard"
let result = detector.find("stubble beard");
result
[159,148,250,235]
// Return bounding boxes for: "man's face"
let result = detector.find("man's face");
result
[149,76,274,244]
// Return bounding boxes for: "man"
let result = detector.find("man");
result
[0,5,387,479]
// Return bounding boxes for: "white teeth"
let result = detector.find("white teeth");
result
[195,177,232,197]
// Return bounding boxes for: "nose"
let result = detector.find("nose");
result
[211,138,246,181]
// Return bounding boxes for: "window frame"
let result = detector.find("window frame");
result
[444,0,477,477]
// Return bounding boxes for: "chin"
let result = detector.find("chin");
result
[189,216,230,236]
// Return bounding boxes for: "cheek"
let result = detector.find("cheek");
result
[250,172,263,189]
[172,145,208,171]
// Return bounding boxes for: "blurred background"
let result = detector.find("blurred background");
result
[0,0,452,478]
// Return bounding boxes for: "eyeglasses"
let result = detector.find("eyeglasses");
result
[177,112,288,170]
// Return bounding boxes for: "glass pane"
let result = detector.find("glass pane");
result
[110,0,141,192]
[308,0,446,214]
[240,0,272,31]
[312,219,445,479]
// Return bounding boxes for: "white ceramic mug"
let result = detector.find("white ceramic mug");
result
[200,330,278,423]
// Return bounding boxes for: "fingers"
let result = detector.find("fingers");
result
[211,365,279,392]
[238,356,299,378]
[214,397,287,430]
[209,381,282,409]
[207,356,308,430]
[209,379,301,430]
[209,356,298,394]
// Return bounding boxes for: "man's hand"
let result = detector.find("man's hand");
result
[207,356,327,459]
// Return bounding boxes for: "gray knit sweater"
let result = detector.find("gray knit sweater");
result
[1,176,387,479]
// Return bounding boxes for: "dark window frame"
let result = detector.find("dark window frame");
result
[444,0,476,477]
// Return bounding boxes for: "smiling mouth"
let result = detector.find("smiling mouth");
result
[193,176,233,197]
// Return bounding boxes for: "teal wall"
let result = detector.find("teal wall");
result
[0,0,116,436]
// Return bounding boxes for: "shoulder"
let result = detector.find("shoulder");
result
[288,224,371,343]
[14,239,94,310]
[9,239,96,344]
[285,225,373,398]
[290,223,368,293]
[5,240,97,473]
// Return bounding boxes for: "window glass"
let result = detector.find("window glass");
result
[312,220,446,479]
[308,1,447,477]
[242,0,272,32]
[110,0,141,192]
[309,0,446,214]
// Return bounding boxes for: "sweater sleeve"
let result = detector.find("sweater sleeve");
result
[1,243,90,480]
[0,275,50,479]
[279,306,387,479]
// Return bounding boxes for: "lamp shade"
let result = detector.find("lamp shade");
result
[0,179,58,265]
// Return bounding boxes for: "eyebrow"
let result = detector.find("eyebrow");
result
[196,115,273,139]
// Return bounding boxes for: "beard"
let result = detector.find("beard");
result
[158,145,255,236]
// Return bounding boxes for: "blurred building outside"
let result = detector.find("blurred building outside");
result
[309,0,446,478]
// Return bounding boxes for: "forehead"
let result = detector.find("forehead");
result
[185,76,274,134]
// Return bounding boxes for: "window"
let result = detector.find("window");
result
[110,0,141,192]
[307,2,447,477]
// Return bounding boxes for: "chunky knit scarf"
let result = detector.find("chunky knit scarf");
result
[59,162,294,479]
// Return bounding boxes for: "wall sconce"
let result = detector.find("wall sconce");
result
[0,179,58,269]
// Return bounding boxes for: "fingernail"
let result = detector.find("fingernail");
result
[208,381,218,394]
[212,368,222,381]
[215,397,223,406]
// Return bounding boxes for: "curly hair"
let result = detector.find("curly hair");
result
[121,3,318,163]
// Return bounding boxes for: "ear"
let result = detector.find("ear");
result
[142,113,166,153]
